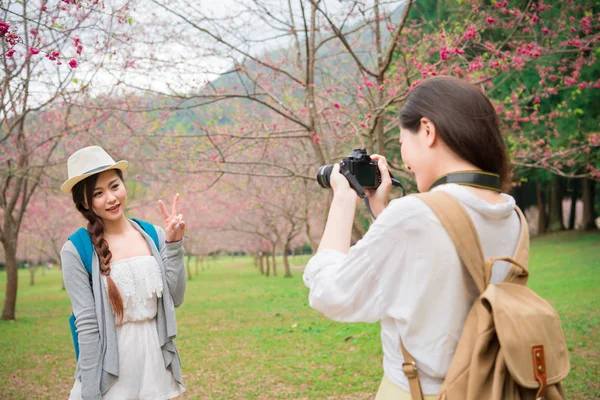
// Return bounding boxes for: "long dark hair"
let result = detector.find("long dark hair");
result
[71,169,125,323]
[399,76,511,191]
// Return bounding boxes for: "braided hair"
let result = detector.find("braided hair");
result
[71,170,125,323]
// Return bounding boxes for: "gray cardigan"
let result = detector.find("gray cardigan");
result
[61,221,186,400]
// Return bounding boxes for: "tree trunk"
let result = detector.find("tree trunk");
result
[29,266,36,286]
[305,2,327,167]
[265,253,271,277]
[568,180,578,230]
[195,256,200,274]
[186,255,192,280]
[283,241,293,278]
[581,178,597,230]
[305,219,317,254]
[258,253,264,275]
[547,178,564,232]
[536,183,547,235]
[271,246,277,277]
[1,234,18,320]
[54,249,65,290]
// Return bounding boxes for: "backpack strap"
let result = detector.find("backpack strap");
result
[502,206,530,285]
[68,228,93,275]
[397,191,530,400]
[399,340,425,400]
[66,219,159,361]
[397,190,485,400]
[416,191,487,293]
[417,191,530,287]
[68,227,93,361]
[130,218,160,252]
[68,219,160,271]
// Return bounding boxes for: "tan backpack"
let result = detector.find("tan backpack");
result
[399,191,570,400]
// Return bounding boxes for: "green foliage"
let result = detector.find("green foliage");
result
[388,0,600,184]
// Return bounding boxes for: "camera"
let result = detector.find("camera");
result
[317,149,382,190]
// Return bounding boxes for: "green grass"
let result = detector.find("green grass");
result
[0,233,599,399]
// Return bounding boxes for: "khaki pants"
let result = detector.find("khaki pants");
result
[375,375,436,400]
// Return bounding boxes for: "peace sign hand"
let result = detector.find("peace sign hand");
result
[158,193,185,243]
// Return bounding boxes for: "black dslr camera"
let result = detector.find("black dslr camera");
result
[317,149,382,190]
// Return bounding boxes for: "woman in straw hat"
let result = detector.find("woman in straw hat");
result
[60,146,186,399]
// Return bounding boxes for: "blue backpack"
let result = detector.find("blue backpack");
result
[68,218,159,360]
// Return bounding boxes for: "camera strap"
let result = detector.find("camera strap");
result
[339,163,378,220]
[429,170,501,192]
[341,169,500,222]
[390,176,407,196]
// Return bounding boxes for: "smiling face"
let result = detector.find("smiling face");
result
[399,119,438,192]
[89,170,127,222]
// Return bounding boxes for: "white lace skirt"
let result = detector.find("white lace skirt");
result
[69,256,184,400]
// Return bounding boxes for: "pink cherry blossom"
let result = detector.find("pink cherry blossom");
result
[439,46,450,61]
[464,25,477,40]
[0,21,9,37]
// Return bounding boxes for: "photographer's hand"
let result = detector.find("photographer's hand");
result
[317,164,358,254]
[329,163,357,198]
[364,155,392,218]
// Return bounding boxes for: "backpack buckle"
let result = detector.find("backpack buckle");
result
[532,345,547,400]
[402,361,418,379]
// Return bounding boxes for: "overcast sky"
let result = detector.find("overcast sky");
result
[2,0,407,102]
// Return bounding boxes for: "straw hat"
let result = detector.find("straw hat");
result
[60,146,128,193]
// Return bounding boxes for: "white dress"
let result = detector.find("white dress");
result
[70,255,185,400]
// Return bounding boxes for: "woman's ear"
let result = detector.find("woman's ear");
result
[420,117,438,148]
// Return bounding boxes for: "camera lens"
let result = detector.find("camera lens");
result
[317,164,335,188]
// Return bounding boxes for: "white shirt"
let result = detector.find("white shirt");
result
[303,184,521,394]
[70,255,184,400]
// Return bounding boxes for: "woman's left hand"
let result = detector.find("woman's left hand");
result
[364,154,392,218]
[158,193,186,243]
[329,163,359,201]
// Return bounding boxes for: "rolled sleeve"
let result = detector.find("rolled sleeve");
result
[303,197,425,324]
[303,247,384,323]
[303,250,347,289]
[156,227,186,307]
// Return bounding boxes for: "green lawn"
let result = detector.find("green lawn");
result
[0,232,598,399]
